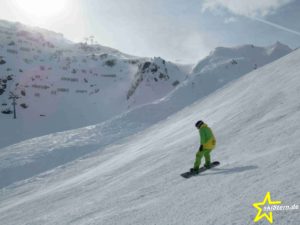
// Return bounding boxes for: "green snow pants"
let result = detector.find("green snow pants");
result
[194,149,211,169]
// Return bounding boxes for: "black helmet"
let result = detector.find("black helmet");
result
[195,120,204,128]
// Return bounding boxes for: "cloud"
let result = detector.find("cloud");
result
[202,0,300,37]
[202,0,294,17]
[224,17,237,24]
[170,31,218,63]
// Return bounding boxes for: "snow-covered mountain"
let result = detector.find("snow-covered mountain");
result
[193,41,292,74]
[0,20,186,147]
[0,47,299,225]
[0,20,292,148]
[74,41,293,151]
[190,41,292,97]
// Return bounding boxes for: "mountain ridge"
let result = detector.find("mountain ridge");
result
[0,19,293,148]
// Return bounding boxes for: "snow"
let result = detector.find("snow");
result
[0,48,299,224]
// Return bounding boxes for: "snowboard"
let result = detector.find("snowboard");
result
[181,161,220,179]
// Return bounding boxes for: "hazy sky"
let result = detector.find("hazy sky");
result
[0,0,299,63]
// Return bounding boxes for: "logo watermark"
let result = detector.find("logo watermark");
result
[253,192,299,224]
[264,204,299,212]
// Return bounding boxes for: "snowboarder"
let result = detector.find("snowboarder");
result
[190,120,216,173]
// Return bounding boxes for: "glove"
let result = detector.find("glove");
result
[199,145,203,152]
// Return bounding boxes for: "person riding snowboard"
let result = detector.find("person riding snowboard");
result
[191,120,216,173]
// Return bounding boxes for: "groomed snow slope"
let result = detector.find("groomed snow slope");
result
[0,49,300,224]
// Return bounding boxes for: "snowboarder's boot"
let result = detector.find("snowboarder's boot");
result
[190,168,199,173]
[204,164,211,169]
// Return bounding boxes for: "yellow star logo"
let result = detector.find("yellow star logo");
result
[253,192,281,224]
